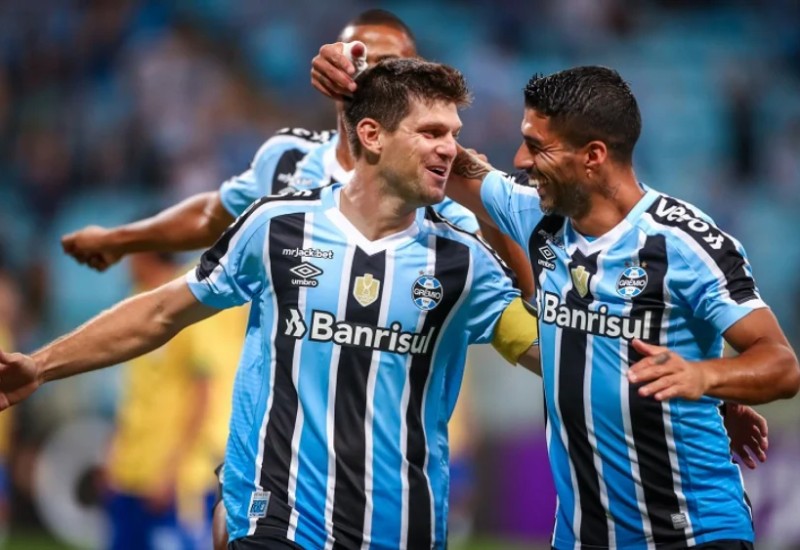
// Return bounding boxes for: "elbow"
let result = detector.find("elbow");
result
[776,348,800,400]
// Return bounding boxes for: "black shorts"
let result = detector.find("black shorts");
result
[228,534,305,550]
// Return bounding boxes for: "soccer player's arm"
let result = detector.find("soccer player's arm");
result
[628,234,800,405]
[491,297,540,376]
[478,221,535,301]
[61,192,234,271]
[0,278,219,410]
[446,145,499,228]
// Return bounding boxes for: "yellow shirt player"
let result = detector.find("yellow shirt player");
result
[105,252,245,550]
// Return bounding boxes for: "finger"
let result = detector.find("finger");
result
[631,338,665,357]
[319,44,356,75]
[311,67,350,100]
[628,363,673,384]
[311,60,356,94]
[87,256,109,272]
[637,375,677,398]
[735,447,757,470]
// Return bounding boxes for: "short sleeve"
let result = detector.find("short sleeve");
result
[433,197,480,233]
[463,242,522,344]
[671,231,767,334]
[219,135,314,217]
[185,201,271,309]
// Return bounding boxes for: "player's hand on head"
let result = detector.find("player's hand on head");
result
[0,349,41,411]
[724,403,768,469]
[311,41,362,101]
[62,226,122,270]
[627,339,713,401]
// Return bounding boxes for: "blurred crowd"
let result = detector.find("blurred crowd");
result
[0,0,799,545]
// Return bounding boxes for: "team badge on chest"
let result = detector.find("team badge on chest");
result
[412,275,443,311]
[616,265,648,298]
[353,273,381,307]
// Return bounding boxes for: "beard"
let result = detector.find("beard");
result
[539,175,591,219]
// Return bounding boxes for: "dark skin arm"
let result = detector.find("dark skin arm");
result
[61,192,234,271]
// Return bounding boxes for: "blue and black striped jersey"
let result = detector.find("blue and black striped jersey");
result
[481,171,764,549]
[186,183,519,548]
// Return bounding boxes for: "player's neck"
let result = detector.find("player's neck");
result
[571,168,645,237]
[339,173,416,241]
[335,116,355,172]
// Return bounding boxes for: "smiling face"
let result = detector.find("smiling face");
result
[377,97,462,207]
[514,108,592,219]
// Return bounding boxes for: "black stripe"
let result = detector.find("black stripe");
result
[254,212,307,537]
[405,236,470,549]
[527,215,565,283]
[646,196,757,304]
[557,250,608,546]
[271,148,311,194]
[626,235,686,545]
[331,248,386,549]
[425,207,516,282]
[196,189,323,280]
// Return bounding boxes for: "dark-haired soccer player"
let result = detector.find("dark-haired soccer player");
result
[447,66,798,549]
[0,59,540,550]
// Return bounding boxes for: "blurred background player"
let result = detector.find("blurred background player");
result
[103,251,245,550]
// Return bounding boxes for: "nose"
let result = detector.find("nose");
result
[513,142,534,171]
[436,134,458,162]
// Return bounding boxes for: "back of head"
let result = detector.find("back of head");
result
[343,58,470,157]
[524,66,641,163]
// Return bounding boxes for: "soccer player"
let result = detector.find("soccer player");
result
[443,67,799,549]
[104,251,246,549]
[0,58,540,549]
[59,9,535,299]
[313,45,788,540]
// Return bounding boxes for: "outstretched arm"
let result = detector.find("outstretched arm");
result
[61,192,234,271]
[447,145,498,228]
[0,278,219,410]
[628,308,800,405]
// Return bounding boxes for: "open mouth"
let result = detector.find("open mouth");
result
[426,166,448,180]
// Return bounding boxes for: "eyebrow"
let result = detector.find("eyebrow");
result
[523,135,543,147]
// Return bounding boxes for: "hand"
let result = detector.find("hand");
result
[61,226,123,271]
[724,403,768,469]
[310,41,363,101]
[627,339,713,401]
[0,350,42,411]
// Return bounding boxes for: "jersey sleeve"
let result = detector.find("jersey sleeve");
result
[671,230,767,334]
[432,197,480,233]
[480,170,544,249]
[219,134,313,217]
[185,200,271,309]
[462,241,522,345]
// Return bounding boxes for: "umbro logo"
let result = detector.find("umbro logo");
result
[537,245,556,271]
[289,262,323,287]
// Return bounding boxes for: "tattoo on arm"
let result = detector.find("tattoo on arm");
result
[451,150,493,181]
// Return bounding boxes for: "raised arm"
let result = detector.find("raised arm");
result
[0,278,219,410]
[61,191,234,271]
[628,308,800,405]
[446,145,498,228]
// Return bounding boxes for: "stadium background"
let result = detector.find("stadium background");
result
[0,0,799,548]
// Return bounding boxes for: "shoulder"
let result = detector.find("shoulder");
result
[252,128,336,163]
[639,192,742,267]
[423,207,513,276]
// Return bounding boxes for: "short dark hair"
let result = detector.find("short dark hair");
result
[524,66,641,163]
[340,9,416,46]
[343,58,471,157]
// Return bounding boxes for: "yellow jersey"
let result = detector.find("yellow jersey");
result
[107,304,247,520]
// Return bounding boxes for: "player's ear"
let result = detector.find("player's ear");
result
[356,118,383,156]
[584,140,607,170]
